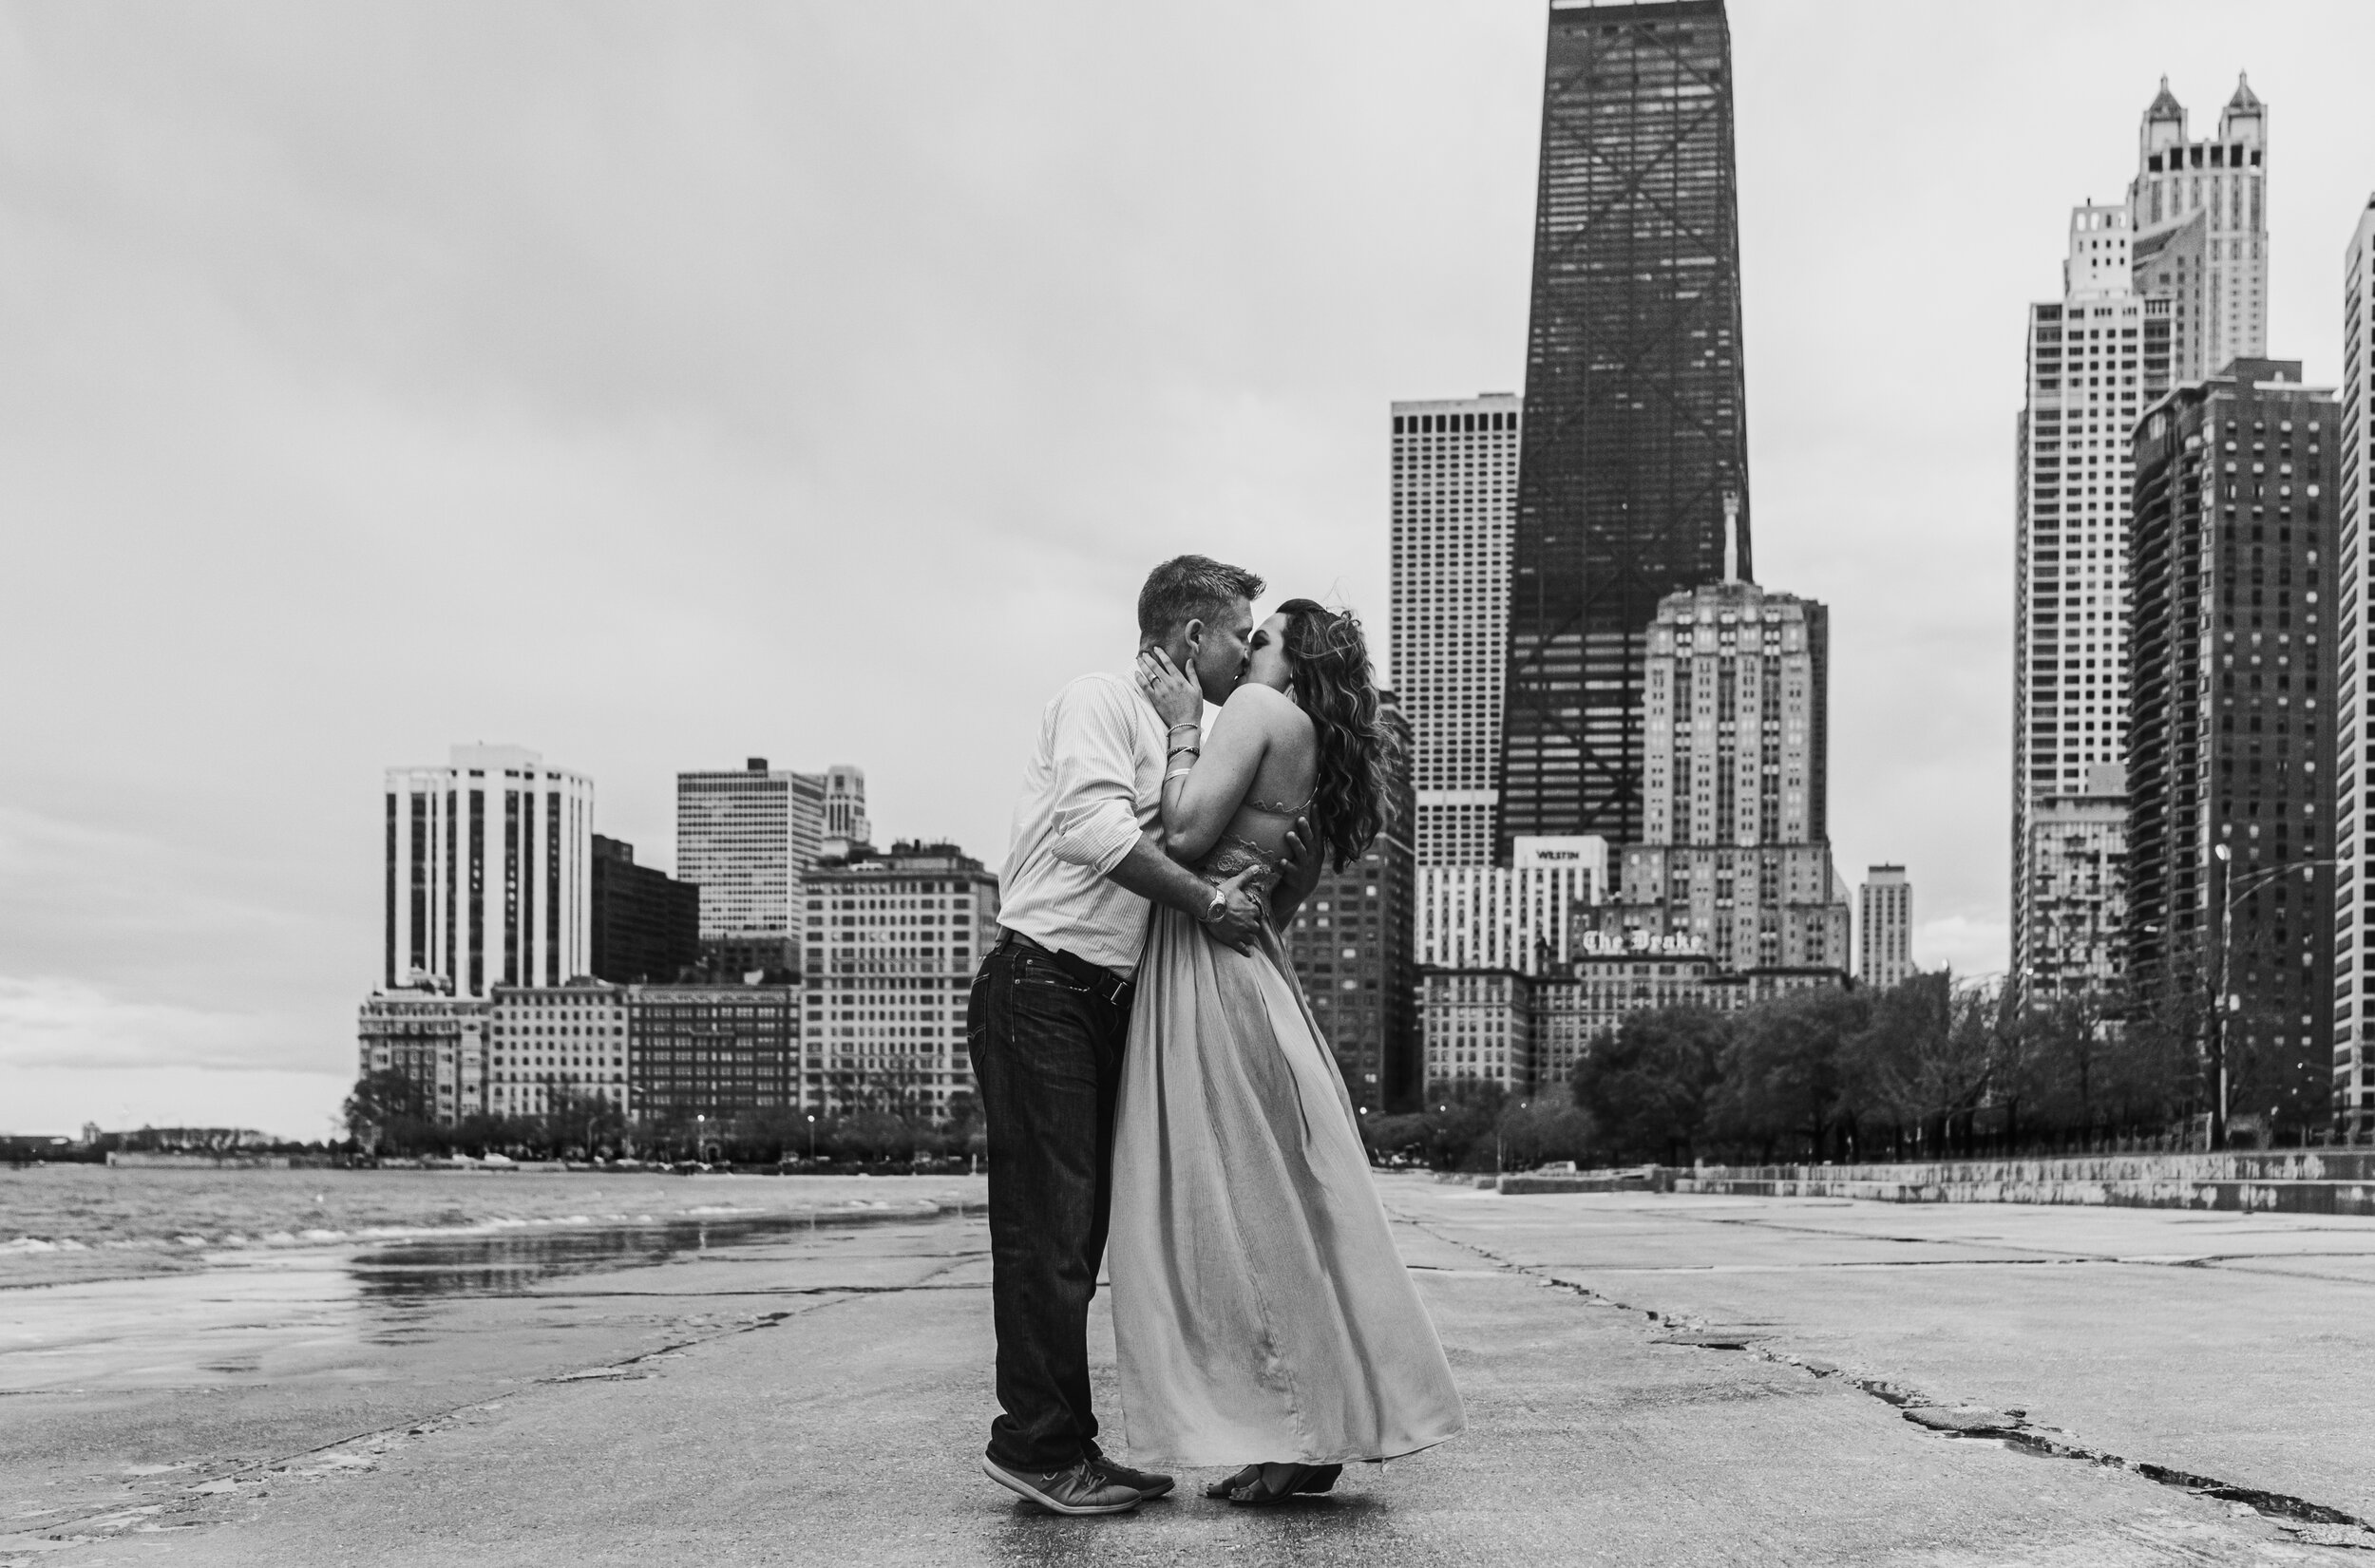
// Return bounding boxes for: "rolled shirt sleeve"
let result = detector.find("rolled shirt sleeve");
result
[1044,681,1152,876]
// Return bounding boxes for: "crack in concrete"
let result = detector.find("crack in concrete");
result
[1386,1204,2375,1541]
[538,1309,795,1383]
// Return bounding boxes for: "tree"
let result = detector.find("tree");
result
[1707,987,1872,1162]
[343,1068,430,1154]
[1360,1082,1508,1171]
[542,1086,627,1160]
[1834,973,1997,1160]
[1570,1006,1730,1164]
[1494,1099,1597,1170]
[2004,988,2121,1145]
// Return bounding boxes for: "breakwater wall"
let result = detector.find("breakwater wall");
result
[1528,1152,2375,1215]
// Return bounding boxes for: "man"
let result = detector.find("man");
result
[970,555,1319,1515]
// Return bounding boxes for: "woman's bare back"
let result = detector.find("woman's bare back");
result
[1210,693,1316,865]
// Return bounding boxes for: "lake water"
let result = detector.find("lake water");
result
[0,1165,978,1289]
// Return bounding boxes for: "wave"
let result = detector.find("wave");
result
[2,1194,950,1261]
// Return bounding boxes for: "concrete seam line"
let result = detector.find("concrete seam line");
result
[1385,1204,2375,1536]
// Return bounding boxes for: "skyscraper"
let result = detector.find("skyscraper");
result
[382,744,593,996]
[675,759,828,967]
[2011,78,2261,999]
[1593,578,1850,973]
[2010,205,2173,996]
[1498,0,1749,860]
[1858,865,1913,992]
[2128,363,2335,1130]
[2129,76,2269,387]
[1391,395,1520,867]
[2335,198,2375,1139]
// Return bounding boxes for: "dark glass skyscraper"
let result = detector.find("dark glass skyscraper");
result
[2126,361,2336,1138]
[1498,0,1750,859]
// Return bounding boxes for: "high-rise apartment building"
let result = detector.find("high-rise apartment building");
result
[2129,76,2269,387]
[2128,363,2336,1128]
[627,982,801,1133]
[1416,969,1533,1096]
[2011,78,2262,999]
[1416,837,1606,974]
[1391,395,1520,867]
[382,744,593,997]
[1858,866,1913,992]
[2336,198,2375,1138]
[802,841,1000,1116]
[1498,0,1749,860]
[487,979,630,1121]
[2011,206,2174,995]
[2024,765,2131,1001]
[676,758,830,954]
[589,836,701,985]
[1282,695,1418,1117]
[1596,579,1850,973]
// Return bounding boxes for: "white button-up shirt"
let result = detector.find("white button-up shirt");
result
[998,670,1168,976]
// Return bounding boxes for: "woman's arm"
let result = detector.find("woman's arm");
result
[1137,651,1275,863]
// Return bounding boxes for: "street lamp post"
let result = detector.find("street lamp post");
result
[2208,846,2336,1151]
[807,1113,817,1163]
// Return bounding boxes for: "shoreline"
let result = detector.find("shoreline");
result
[0,1169,986,1293]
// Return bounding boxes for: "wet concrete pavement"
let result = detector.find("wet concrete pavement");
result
[5,1176,2371,1565]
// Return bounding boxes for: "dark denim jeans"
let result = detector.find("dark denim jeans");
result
[966,937,1131,1473]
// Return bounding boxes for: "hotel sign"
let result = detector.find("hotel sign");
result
[1575,930,1705,960]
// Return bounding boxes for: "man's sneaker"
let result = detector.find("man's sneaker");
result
[1090,1456,1175,1500]
[979,1454,1142,1515]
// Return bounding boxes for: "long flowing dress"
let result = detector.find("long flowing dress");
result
[1107,832,1465,1467]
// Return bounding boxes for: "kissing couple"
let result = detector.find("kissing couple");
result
[968,555,1464,1514]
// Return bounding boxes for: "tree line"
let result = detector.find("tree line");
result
[1362,968,2334,1173]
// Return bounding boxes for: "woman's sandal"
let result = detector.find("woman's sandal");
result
[1202,1465,1264,1500]
[1214,1462,1345,1505]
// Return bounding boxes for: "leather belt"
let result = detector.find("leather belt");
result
[998,929,1134,1008]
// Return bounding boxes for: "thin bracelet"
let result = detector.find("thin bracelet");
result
[1166,766,1193,782]
[1167,722,1201,736]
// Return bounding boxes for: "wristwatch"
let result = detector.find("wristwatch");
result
[1200,888,1228,925]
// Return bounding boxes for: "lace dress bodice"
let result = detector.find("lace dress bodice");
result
[1190,785,1314,890]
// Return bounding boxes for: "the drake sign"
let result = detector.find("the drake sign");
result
[1576,929,1704,959]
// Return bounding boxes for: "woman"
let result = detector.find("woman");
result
[1108,598,1464,1505]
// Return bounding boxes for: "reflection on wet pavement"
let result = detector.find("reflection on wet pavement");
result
[346,1209,918,1300]
[0,1208,958,1392]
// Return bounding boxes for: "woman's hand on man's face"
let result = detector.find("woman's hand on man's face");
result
[1136,648,1206,731]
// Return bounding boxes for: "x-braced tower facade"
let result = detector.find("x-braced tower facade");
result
[1497,0,1750,862]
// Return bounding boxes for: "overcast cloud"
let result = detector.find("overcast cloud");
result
[3,2,2371,1136]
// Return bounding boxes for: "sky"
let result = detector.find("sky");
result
[4,1,2372,1139]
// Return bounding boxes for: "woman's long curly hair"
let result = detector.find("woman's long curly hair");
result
[1275,597,1398,871]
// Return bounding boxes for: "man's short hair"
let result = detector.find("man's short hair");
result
[1137,555,1265,639]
